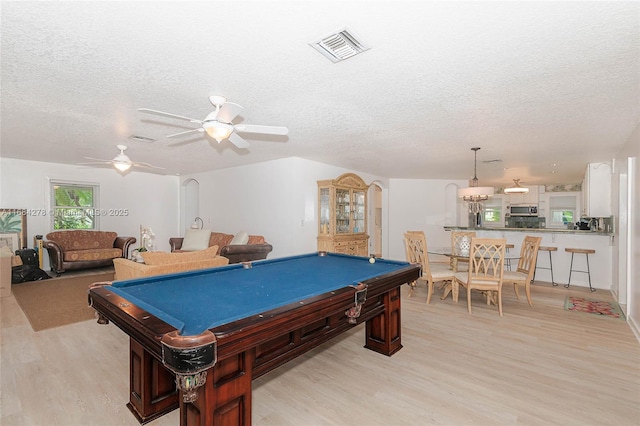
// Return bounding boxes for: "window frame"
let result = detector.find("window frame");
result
[49,180,100,230]
[481,195,504,228]
[547,193,578,229]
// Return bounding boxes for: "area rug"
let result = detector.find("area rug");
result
[564,296,625,319]
[12,271,114,331]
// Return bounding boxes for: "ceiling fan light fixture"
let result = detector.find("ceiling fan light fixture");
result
[504,179,530,194]
[204,121,234,142]
[113,145,133,172]
[113,161,132,173]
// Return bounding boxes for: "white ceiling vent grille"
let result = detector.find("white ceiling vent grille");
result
[310,28,370,63]
[128,134,156,143]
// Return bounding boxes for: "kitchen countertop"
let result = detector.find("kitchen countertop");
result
[443,226,613,236]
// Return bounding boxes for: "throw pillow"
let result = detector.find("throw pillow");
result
[230,231,249,245]
[142,245,219,266]
[181,229,212,251]
[247,235,265,244]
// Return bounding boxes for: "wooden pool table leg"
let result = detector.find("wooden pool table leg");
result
[364,286,402,356]
[180,349,254,426]
[127,338,179,424]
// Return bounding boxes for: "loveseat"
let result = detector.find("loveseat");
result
[44,230,136,275]
[113,246,229,280]
[169,230,273,264]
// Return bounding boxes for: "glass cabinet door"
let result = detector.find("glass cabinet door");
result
[335,188,350,234]
[319,188,330,234]
[352,190,365,233]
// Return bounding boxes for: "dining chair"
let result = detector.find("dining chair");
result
[450,231,476,271]
[502,235,542,307]
[404,231,454,304]
[454,238,507,316]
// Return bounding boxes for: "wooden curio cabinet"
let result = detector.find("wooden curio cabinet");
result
[317,173,369,256]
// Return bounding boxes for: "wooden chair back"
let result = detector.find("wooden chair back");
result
[451,231,476,269]
[451,231,476,252]
[467,237,506,285]
[404,231,431,277]
[516,235,542,279]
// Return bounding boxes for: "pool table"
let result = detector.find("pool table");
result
[88,252,420,426]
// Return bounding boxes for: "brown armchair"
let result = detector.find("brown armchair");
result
[44,230,136,275]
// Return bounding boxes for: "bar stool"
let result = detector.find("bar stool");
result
[534,246,557,286]
[505,243,515,271]
[565,248,596,292]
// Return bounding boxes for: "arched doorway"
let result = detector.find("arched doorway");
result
[181,178,200,235]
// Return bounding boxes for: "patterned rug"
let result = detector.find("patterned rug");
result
[564,296,625,319]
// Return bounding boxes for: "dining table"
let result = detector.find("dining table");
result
[428,247,519,302]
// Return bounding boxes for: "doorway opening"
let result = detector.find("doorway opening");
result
[368,183,383,258]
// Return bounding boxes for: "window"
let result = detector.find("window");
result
[548,195,577,228]
[50,181,99,230]
[551,210,574,225]
[482,196,503,227]
[483,206,502,223]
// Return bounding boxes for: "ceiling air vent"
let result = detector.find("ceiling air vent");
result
[128,134,156,143]
[310,28,370,63]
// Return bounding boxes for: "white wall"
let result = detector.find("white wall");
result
[183,157,387,259]
[0,158,180,268]
[387,178,468,261]
[612,122,640,342]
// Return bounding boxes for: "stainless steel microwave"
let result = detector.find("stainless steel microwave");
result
[507,205,538,216]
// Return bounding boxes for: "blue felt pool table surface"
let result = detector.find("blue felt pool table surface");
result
[109,252,411,335]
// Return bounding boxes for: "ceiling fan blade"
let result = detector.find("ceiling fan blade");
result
[234,124,289,135]
[133,162,165,170]
[216,102,243,123]
[78,161,111,166]
[138,108,202,124]
[227,132,250,149]
[83,156,111,162]
[167,128,205,138]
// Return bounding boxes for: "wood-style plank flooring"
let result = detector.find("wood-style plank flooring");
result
[1,279,639,425]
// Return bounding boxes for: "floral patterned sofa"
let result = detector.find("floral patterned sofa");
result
[169,231,273,264]
[44,230,136,275]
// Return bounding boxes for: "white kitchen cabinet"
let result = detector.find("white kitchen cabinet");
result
[581,163,612,217]
[507,185,539,205]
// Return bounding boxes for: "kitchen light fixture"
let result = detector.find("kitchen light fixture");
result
[458,147,494,227]
[504,178,530,194]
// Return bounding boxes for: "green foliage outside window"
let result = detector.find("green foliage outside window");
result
[483,207,501,223]
[53,185,96,229]
[552,210,573,225]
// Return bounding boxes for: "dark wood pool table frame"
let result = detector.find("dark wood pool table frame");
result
[88,259,420,426]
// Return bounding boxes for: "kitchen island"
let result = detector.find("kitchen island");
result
[444,226,613,290]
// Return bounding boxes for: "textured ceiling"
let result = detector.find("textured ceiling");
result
[1,1,638,186]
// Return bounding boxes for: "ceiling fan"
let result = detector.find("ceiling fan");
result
[138,95,289,149]
[79,145,164,174]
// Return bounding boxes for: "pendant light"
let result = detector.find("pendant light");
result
[458,147,494,203]
[504,178,530,194]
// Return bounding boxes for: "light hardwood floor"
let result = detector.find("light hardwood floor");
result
[1,279,639,425]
